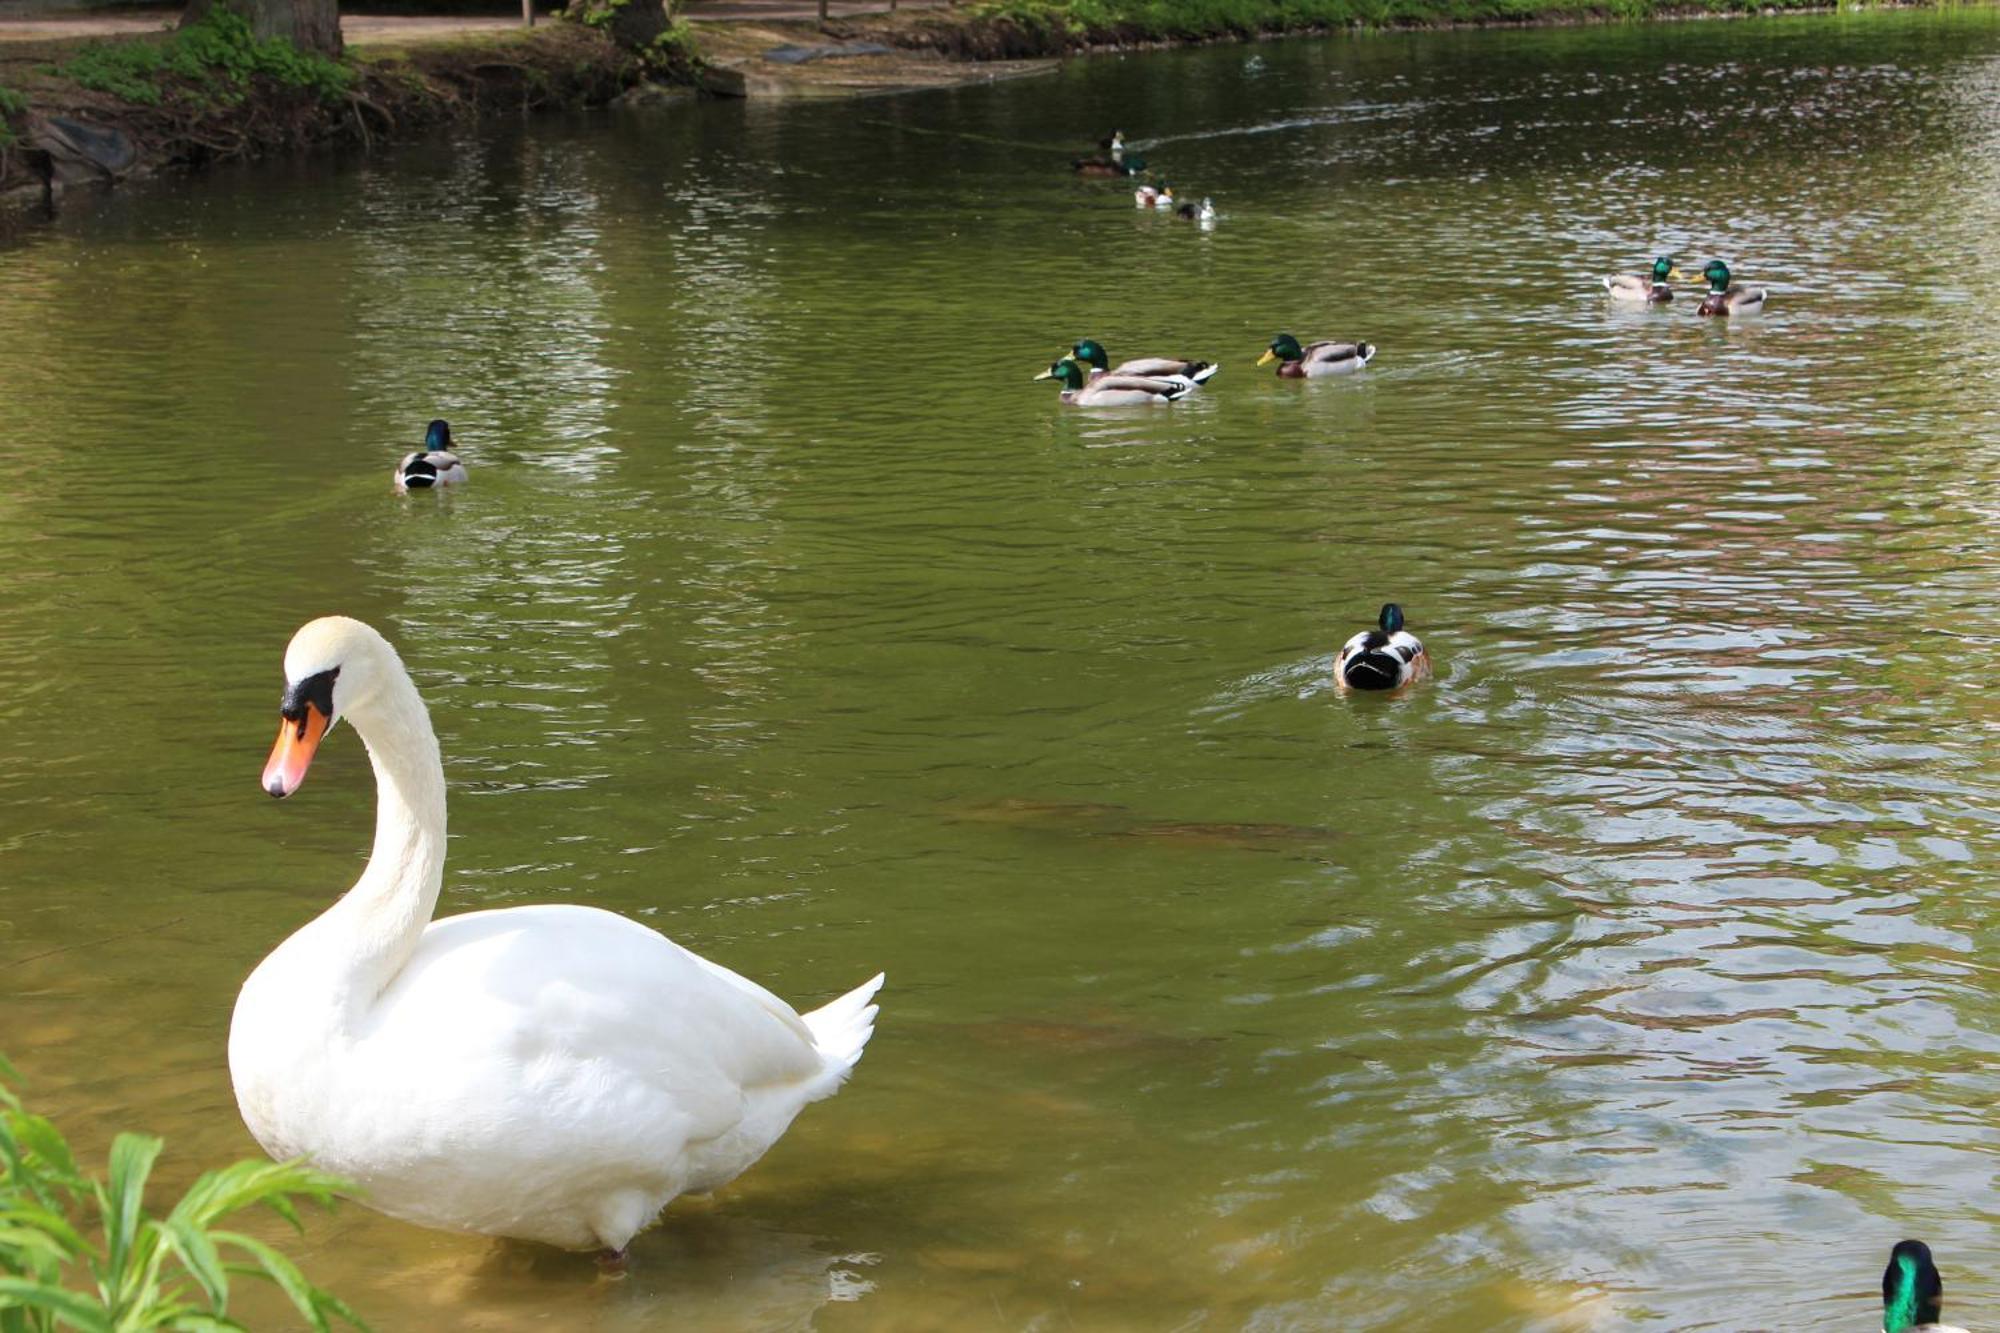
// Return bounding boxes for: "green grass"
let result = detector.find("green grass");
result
[1,1053,367,1333]
[55,8,354,109]
[966,0,1847,41]
[0,85,25,149]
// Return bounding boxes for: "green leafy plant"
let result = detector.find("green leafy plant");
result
[0,1053,367,1333]
[56,10,353,110]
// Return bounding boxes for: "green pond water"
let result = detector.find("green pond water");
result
[4,9,2000,1328]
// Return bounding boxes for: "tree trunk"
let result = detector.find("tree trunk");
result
[182,0,343,59]
[564,0,667,53]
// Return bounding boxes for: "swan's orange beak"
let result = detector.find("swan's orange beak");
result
[263,703,329,798]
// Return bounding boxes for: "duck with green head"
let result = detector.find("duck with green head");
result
[1064,339,1218,387]
[1883,1240,1969,1333]
[1695,259,1768,316]
[1602,256,1688,303]
[1033,357,1196,406]
[1335,603,1430,691]
[1258,334,1376,379]
[394,419,468,494]
[1075,142,1147,177]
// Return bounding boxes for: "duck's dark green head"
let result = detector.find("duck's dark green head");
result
[1034,358,1087,391]
[1379,603,1405,634]
[425,419,453,452]
[1071,339,1110,371]
[1883,1240,1945,1333]
[1702,260,1732,292]
[1258,333,1304,366]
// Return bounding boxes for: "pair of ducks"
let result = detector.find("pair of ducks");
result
[1134,182,1218,223]
[1033,335,1376,404]
[1072,131,1218,222]
[1072,129,1146,177]
[393,418,467,493]
[1604,256,1769,315]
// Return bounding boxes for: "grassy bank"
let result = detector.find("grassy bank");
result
[836,0,1903,58]
[0,10,645,208]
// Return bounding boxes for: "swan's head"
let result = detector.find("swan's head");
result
[262,617,404,798]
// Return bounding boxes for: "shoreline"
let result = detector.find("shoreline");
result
[0,0,1970,222]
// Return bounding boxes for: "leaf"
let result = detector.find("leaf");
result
[209,1233,367,1333]
[12,1118,78,1187]
[159,1314,247,1333]
[156,1218,227,1313]
[0,1277,113,1333]
[98,1136,161,1291]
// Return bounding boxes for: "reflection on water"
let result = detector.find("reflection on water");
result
[3,8,1999,1328]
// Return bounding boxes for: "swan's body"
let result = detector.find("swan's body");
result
[1335,603,1430,691]
[1259,334,1376,378]
[394,419,468,493]
[1882,1240,1970,1333]
[1603,255,1686,303]
[229,617,881,1254]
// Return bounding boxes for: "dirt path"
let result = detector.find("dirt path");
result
[0,4,947,44]
[0,11,536,45]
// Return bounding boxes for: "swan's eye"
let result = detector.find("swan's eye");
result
[281,667,340,730]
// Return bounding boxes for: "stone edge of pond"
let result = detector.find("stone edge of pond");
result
[0,21,658,224]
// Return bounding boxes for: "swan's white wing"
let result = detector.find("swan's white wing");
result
[371,904,825,1143]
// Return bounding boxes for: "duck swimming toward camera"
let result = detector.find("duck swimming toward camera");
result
[1602,256,1688,303]
[1335,604,1431,691]
[1882,1240,1970,1333]
[1695,260,1768,316]
[1035,357,1196,405]
[1259,334,1376,378]
[230,617,883,1259]
[1176,196,1216,224]
[393,419,467,493]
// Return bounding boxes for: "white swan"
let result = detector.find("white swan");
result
[228,616,883,1257]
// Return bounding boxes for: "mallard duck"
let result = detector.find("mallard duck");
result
[394,419,467,493]
[233,617,883,1259]
[1258,334,1376,378]
[1695,260,1768,316]
[1602,256,1687,303]
[1075,151,1147,178]
[1335,603,1430,691]
[1882,1240,1970,1333]
[1066,339,1218,386]
[1034,357,1195,405]
[1134,182,1164,208]
[1175,196,1216,223]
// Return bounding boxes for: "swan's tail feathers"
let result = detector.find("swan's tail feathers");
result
[804,972,884,1088]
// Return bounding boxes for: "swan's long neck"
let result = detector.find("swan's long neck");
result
[317,667,446,1018]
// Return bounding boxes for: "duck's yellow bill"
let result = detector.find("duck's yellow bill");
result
[1033,368,1056,381]
[263,703,330,799]
[1256,349,1277,366]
